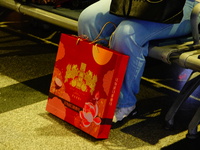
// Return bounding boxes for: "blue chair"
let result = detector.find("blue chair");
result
[149,3,200,139]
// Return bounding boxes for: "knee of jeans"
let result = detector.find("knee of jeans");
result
[112,21,138,46]
[111,23,139,53]
[78,12,97,36]
[78,11,94,27]
[116,23,133,37]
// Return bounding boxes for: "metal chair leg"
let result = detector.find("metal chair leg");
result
[186,106,200,139]
[165,71,200,129]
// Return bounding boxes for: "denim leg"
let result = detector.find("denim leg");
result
[78,0,197,108]
[78,0,125,41]
[110,21,175,108]
[111,0,196,108]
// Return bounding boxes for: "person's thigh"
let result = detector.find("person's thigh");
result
[78,0,125,40]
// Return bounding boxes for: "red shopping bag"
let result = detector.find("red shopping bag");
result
[46,33,129,139]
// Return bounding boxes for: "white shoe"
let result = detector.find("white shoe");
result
[112,105,137,123]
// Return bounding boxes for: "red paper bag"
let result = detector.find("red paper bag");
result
[46,33,129,139]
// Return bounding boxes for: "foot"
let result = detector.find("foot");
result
[112,105,137,129]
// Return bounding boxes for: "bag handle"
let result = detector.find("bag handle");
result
[147,0,163,3]
[123,0,163,17]
[90,21,117,47]
[77,22,117,47]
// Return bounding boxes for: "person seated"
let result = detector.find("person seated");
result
[78,0,199,127]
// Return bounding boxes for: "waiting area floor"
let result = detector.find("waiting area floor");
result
[0,11,200,150]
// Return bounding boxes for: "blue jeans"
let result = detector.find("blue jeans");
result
[78,0,197,108]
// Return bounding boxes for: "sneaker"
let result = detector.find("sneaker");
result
[112,105,137,129]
